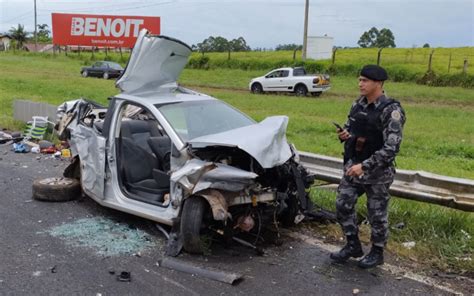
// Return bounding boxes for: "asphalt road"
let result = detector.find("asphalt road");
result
[0,143,466,295]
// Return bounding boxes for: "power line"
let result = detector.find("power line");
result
[37,0,175,13]
[2,10,33,24]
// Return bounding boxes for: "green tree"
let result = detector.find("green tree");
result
[194,36,250,53]
[229,37,250,51]
[423,43,430,48]
[37,24,51,42]
[358,27,396,48]
[9,24,29,49]
[375,28,396,48]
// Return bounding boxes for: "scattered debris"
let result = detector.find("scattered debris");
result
[116,271,131,282]
[402,241,416,249]
[159,257,243,285]
[352,288,360,294]
[32,271,42,277]
[50,265,57,273]
[392,222,406,230]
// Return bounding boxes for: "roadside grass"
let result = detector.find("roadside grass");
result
[0,52,472,273]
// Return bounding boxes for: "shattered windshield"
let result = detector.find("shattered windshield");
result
[156,100,255,142]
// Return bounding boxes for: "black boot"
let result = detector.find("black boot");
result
[358,245,384,269]
[330,235,364,262]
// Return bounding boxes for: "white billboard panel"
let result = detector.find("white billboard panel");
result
[307,36,333,60]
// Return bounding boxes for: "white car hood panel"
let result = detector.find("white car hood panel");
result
[188,116,292,169]
[116,29,192,95]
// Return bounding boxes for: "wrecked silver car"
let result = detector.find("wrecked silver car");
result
[55,30,314,254]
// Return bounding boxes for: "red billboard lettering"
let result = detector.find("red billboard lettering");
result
[52,13,160,47]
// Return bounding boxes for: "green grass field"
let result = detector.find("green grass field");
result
[0,51,472,273]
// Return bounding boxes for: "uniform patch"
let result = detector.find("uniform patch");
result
[391,110,401,121]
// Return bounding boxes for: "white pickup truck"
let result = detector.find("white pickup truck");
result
[249,67,331,97]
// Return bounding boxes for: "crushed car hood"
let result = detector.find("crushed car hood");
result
[188,116,292,169]
[116,29,192,95]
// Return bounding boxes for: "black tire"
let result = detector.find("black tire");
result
[32,177,81,202]
[180,196,210,254]
[294,84,308,96]
[311,91,322,97]
[250,83,263,94]
[82,70,88,78]
[103,72,109,79]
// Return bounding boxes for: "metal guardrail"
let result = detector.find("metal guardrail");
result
[299,152,474,212]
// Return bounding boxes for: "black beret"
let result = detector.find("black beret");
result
[360,65,388,81]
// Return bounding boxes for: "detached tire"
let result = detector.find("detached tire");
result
[180,196,210,254]
[32,177,81,202]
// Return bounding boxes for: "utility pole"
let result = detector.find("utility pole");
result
[302,0,309,60]
[34,0,38,51]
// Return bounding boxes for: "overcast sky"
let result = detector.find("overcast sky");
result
[0,0,473,48]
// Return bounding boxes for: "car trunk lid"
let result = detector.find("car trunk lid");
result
[116,29,192,95]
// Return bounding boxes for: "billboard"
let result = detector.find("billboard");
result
[52,13,160,47]
[307,36,333,60]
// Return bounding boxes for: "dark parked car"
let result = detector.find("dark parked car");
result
[81,61,124,79]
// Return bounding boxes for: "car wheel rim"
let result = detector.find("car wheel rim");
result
[39,177,74,186]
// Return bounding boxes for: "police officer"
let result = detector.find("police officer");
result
[330,65,406,268]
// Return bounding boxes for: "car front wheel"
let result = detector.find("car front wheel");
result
[82,70,88,78]
[103,72,109,79]
[180,196,212,254]
[250,83,264,94]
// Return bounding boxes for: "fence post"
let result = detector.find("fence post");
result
[463,59,468,74]
[65,46,68,56]
[377,48,383,65]
[332,48,337,65]
[227,49,231,60]
[428,50,434,72]
[119,47,123,59]
[293,48,298,61]
[447,52,452,73]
